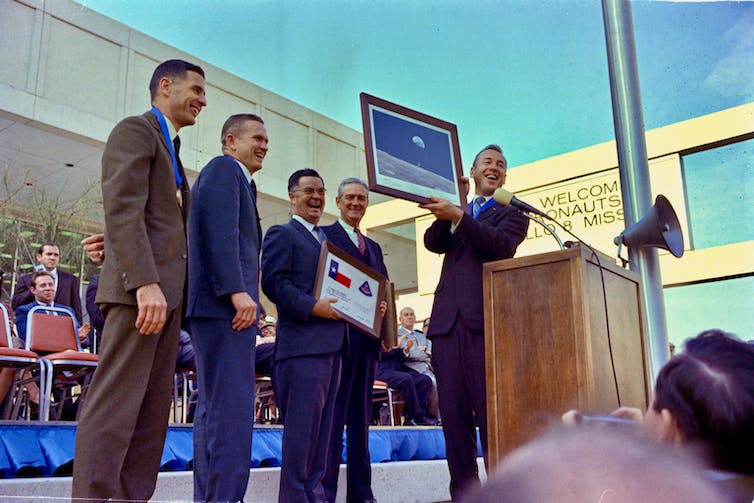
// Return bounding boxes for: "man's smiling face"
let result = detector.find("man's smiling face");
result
[470,148,507,197]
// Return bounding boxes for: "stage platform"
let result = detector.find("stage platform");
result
[0,421,485,502]
[0,421,474,478]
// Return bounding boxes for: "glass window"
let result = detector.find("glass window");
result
[682,139,754,249]
[664,275,754,349]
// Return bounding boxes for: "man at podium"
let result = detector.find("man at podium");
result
[420,144,529,500]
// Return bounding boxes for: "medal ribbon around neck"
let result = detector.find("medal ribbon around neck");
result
[150,106,183,189]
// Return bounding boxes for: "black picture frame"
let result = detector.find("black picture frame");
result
[360,92,465,206]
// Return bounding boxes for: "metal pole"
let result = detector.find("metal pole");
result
[601,0,670,380]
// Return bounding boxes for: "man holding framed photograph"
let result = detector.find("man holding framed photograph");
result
[420,144,529,501]
[321,177,388,503]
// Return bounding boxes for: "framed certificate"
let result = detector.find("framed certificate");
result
[360,92,465,206]
[313,241,388,339]
[379,281,398,348]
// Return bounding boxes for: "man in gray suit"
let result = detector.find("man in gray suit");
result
[72,59,206,502]
[187,113,268,502]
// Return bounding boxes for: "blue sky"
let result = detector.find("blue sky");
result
[64,0,754,343]
[76,0,753,169]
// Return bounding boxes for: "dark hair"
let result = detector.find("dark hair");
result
[30,270,54,288]
[471,144,504,169]
[221,113,264,147]
[36,243,59,256]
[288,169,323,192]
[653,329,754,474]
[149,59,205,100]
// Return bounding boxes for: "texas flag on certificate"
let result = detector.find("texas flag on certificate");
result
[328,260,352,288]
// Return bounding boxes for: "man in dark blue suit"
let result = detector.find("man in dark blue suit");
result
[321,178,387,503]
[12,243,83,324]
[261,169,346,503]
[420,144,529,501]
[186,113,268,502]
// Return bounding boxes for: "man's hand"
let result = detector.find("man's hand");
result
[419,197,465,224]
[378,300,387,318]
[81,233,105,264]
[135,282,167,335]
[230,292,257,331]
[403,338,415,356]
[311,298,341,320]
[611,406,644,423]
[77,322,91,344]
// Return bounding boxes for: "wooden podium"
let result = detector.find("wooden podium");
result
[483,245,651,468]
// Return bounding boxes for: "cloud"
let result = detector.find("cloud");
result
[704,7,754,99]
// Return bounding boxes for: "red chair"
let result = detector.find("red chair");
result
[0,303,43,420]
[25,306,98,421]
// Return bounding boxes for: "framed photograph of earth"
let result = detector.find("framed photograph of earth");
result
[360,92,464,206]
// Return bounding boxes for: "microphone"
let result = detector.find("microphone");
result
[493,188,552,220]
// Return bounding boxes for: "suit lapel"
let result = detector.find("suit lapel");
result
[145,111,191,221]
[237,165,263,245]
[290,219,321,251]
[331,224,360,257]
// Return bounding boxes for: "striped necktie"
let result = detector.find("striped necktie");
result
[354,227,367,255]
[472,196,485,219]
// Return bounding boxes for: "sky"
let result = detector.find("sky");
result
[74,0,754,170]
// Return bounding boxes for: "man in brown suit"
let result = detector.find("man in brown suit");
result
[72,59,207,502]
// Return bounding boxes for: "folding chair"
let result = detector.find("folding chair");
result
[172,368,197,423]
[373,380,405,426]
[25,306,98,421]
[0,303,43,420]
[255,375,278,423]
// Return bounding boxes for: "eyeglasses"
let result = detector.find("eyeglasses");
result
[294,187,327,196]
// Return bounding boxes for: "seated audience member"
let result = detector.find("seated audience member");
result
[256,304,267,337]
[255,316,276,377]
[176,329,196,372]
[15,271,90,345]
[12,243,83,324]
[467,425,726,503]
[398,306,439,420]
[376,339,436,425]
[257,315,276,344]
[14,271,90,420]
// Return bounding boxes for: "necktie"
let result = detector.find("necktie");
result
[173,136,185,207]
[313,225,325,243]
[354,227,367,255]
[472,196,485,219]
[250,178,258,200]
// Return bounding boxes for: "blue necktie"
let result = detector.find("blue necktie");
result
[472,197,485,219]
[313,225,325,243]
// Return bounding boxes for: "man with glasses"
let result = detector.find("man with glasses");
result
[261,169,346,502]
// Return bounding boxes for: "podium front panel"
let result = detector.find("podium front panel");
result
[483,247,649,467]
